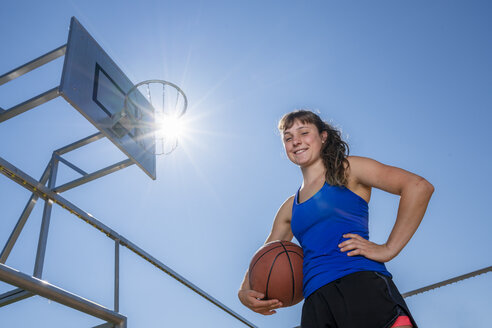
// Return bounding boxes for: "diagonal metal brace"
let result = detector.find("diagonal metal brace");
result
[53,159,133,193]
[0,263,126,328]
[92,323,115,328]
[0,156,258,328]
[54,153,88,176]
[0,162,52,263]
[0,87,60,123]
[0,44,66,86]
[54,132,105,155]
[0,288,33,307]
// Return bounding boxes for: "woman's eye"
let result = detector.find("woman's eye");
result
[302,132,308,135]
[285,138,292,142]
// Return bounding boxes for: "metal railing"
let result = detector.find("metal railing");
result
[0,152,256,328]
[0,42,256,328]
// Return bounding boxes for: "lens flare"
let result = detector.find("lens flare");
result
[155,114,183,140]
[153,113,187,155]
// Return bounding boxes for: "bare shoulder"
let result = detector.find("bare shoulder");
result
[265,195,295,243]
[346,155,432,195]
[345,156,372,184]
[277,195,295,222]
[347,155,378,168]
[345,156,373,201]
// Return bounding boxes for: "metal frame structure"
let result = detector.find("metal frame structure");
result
[3,21,491,328]
[0,41,256,328]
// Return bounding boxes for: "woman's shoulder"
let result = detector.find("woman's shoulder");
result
[345,156,373,202]
[346,156,369,177]
[281,195,295,209]
[346,155,381,173]
[345,155,382,187]
[346,155,433,196]
[278,195,295,215]
[347,155,372,165]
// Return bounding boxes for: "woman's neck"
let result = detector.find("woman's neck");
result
[300,160,326,187]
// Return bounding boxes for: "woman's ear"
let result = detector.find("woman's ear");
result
[321,131,328,143]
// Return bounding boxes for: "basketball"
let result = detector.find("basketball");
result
[248,240,304,307]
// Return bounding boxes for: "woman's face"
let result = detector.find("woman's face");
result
[282,119,327,167]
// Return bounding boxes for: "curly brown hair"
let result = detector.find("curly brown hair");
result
[278,110,350,186]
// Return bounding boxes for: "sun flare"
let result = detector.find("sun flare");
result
[152,113,190,155]
[155,114,184,141]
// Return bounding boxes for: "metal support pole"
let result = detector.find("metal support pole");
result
[0,44,66,86]
[0,288,33,307]
[53,159,133,193]
[0,263,126,327]
[0,163,53,307]
[33,155,59,278]
[93,323,116,328]
[114,239,119,313]
[55,132,105,155]
[0,162,51,264]
[0,87,60,123]
[54,154,88,176]
[0,156,258,328]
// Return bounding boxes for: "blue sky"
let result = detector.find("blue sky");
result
[0,1,491,327]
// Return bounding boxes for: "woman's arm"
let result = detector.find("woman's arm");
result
[238,196,294,314]
[339,156,434,262]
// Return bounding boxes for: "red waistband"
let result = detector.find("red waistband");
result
[391,315,412,327]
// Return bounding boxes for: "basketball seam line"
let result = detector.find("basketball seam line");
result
[249,242,303,302]
[265,251,285,301]
[279,241,296,305]
[250,245,303,272]
[249,245,285,271]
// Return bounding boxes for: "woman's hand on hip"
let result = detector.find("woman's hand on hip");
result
[338,233,395,263]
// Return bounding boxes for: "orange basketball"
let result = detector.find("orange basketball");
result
[249,240,304,307]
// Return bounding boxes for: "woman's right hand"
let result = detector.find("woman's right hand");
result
[238,289,283,315]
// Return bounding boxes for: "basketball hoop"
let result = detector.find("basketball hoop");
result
[123,80,188,155]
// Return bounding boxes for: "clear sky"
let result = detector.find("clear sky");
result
[0,1,491,327]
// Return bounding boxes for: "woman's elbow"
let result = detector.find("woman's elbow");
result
[417,177,435,197]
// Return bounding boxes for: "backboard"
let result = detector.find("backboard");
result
[60,17,156,179]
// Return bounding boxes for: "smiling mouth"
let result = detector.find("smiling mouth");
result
[294,149,307,155]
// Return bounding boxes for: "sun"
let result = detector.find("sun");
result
[155,114,184,141]
[152,113,188,155]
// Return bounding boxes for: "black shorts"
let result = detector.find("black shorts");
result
[301,271,417,328]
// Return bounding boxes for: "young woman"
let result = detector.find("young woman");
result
[238,110,434,328]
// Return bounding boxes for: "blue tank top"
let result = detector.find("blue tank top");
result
[291,182,392,298]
